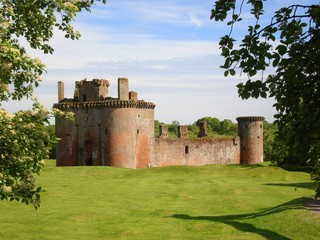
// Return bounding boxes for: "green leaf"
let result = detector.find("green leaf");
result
[261,92,267,98]
[272,54,280,67]
[276,45,287,56]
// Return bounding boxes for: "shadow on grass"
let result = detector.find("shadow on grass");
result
[172,197,308,240]
[265,182,314,190]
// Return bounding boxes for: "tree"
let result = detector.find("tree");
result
[0,0,106,209]
[219,119,237,136]
[196,116,221,134]
[196,117,237,136]
[46,125,57,159]
[211,1,320,197]
[168,120,180,138]
[187,124,199,139]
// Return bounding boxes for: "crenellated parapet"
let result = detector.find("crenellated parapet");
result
[236,116,265,122]
[53,99,155,110]
[55,78,155,110]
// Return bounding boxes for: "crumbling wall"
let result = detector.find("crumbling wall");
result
[76,79,109,102]
[153,137,240,167]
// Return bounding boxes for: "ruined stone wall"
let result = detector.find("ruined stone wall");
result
[153,137,240,167]
[55,78,263,169]
[76,79,109,101]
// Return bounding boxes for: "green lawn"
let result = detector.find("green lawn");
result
[0,161,319,240]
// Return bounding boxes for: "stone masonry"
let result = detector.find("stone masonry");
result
[54,78,264,168]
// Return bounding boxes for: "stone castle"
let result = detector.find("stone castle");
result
[53,78,264,168]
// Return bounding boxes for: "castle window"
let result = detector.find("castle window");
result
[260,124,262,128]
[185,146,189,154]
[105,128,108,135]
[83,95,87,102]
[137,129,139,134]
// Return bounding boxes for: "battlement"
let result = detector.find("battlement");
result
[236,116,265,122]
[56,78,155,110]
[53,99,155,109]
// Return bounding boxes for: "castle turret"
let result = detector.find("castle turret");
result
[237,116,264,164]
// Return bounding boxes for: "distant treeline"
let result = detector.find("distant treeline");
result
[155,117,238,139]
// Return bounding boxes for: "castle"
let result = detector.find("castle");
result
[53,78,264,168]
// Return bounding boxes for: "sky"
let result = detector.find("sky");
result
[3,0,318,124]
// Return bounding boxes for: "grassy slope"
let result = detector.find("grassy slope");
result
[0,161,319,240]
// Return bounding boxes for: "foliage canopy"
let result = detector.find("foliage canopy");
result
[0,0,106,208]
[211,0,320,197]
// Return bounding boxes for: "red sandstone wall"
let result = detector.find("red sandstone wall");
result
[237,119,264,164]
[135,109,155,168]
[153,137,240,167]
[55,106,155,168]
[108,108,137,168]
[56,117,78,166]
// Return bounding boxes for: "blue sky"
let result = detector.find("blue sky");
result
[4,0,318,124]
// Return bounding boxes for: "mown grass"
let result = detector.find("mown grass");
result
[0,161,319,240]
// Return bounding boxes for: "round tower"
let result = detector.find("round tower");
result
[236,116,265,164]
[54,78,155,168]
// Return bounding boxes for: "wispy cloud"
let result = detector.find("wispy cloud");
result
[3,0,277,124]
[188,13,203,28]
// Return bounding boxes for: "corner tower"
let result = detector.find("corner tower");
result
[53,78,155,168]
[237,116,264,164]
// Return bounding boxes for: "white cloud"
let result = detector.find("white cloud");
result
[2,0,277,125]
[188,13,203,28]
[32,25,222,71]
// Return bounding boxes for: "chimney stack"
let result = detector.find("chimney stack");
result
[58,81,64,102]
[118,77,129,100]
